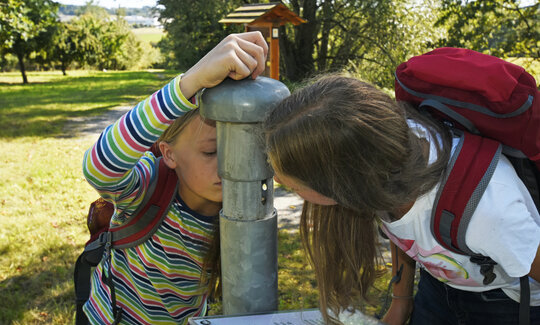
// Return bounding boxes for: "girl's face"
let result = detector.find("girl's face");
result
[169,115,221,216]
[273,171,337,206]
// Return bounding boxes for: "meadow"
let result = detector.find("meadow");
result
[132,27,165,45]
[1,70,393,324]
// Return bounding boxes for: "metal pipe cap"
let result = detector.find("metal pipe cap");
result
[200,77,290,123]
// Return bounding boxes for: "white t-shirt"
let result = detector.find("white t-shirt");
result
[381,121,540,305]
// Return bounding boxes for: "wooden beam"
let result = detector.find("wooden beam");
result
[270,35,279,80]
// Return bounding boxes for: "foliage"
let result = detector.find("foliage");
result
[155,0,536,87]
[0,0,33,48]
[279,0,444,86]
[65,11,161,71]
[156,0,245,70]
[0,0,59,83]
[346,0,445,87]
[0,1,162,79]
[49,22,79,75]
[436,0,539,60]
[58,4,157,18]
[153,0,440,86]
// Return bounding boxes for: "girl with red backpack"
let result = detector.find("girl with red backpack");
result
[262,72,540,325]
[80,32,267,325]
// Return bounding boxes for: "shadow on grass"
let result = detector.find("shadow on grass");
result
[0,243,79,324]
[2,104,119,138]
[0,71,177,139]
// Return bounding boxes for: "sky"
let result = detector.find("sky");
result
[54,0,158,9]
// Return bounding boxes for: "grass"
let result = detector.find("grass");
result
[0,137,97,324]
[0,70,181,324]
[0,70,176,139]
[0,70,395,324]
[131,27,165,45]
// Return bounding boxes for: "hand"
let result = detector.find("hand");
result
[180,32,268,99]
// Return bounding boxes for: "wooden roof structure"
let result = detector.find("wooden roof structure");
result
[219,2,306,26]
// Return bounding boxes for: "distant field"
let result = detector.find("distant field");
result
[132,27,165,44]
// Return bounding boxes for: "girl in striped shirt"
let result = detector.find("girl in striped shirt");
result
[81,32,268,325]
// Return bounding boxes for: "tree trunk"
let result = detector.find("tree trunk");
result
[279,0,318,81]
[317,0,333,72]
[16,52,28,84]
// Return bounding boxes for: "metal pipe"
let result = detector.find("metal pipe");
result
[200,77,290,315]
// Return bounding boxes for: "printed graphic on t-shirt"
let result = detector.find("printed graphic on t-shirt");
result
[382,225,480,286]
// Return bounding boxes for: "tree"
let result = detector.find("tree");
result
[436,0,539,60]
[346,0,445,87]
[50,22,81,75]
[156,0,247,70]
[0,0,32,47]
[65,12,159,71]
[279,0,442,86]
[155,0,441,87]
[0,0,58,83]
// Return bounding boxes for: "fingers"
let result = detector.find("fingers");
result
[227,46,258,80]
[182,32,269,92]
[225,32,267,79]
[235,31,268,57]
[235,37,267,79]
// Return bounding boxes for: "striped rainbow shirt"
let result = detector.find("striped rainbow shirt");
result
[82,75,217,324]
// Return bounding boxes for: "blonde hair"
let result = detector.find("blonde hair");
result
[158,109,202,144]
[264,74,451,323]
[159,109,222,299]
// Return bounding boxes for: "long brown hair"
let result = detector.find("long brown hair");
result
[264,75,451,323]
[158,109,221,300]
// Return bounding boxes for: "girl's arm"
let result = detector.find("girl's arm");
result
[82,74,196,202]
[82,32,267,210]
[529,244,540,282]
[382,241,416,325]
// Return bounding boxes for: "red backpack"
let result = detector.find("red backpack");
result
[395,47,539,325]
[74,145,178,325]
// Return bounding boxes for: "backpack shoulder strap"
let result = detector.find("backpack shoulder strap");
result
[74,156,177,325]
[431,131,502,256]
[109,157,179,249]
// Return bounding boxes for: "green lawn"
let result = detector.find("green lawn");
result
[0,70,179,324]
[132,27,165,45]
[0,70,177,139]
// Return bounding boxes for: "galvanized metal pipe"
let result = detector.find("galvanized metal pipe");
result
[200,77,290,315]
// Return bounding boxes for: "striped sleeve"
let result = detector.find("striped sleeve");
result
[82,74,198,216]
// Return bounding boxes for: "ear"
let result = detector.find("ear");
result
[158,141,178,169]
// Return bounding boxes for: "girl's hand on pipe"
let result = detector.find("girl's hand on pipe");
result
[180,32,268,99]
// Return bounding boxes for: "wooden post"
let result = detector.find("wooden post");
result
[270,25,279,80]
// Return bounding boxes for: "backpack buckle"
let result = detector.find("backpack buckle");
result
[98,232,113,256]
[470,255,497,285]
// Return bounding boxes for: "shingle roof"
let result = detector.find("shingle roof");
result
[219,2,306,25]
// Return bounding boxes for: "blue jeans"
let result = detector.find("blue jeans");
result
[409,268,540,325]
